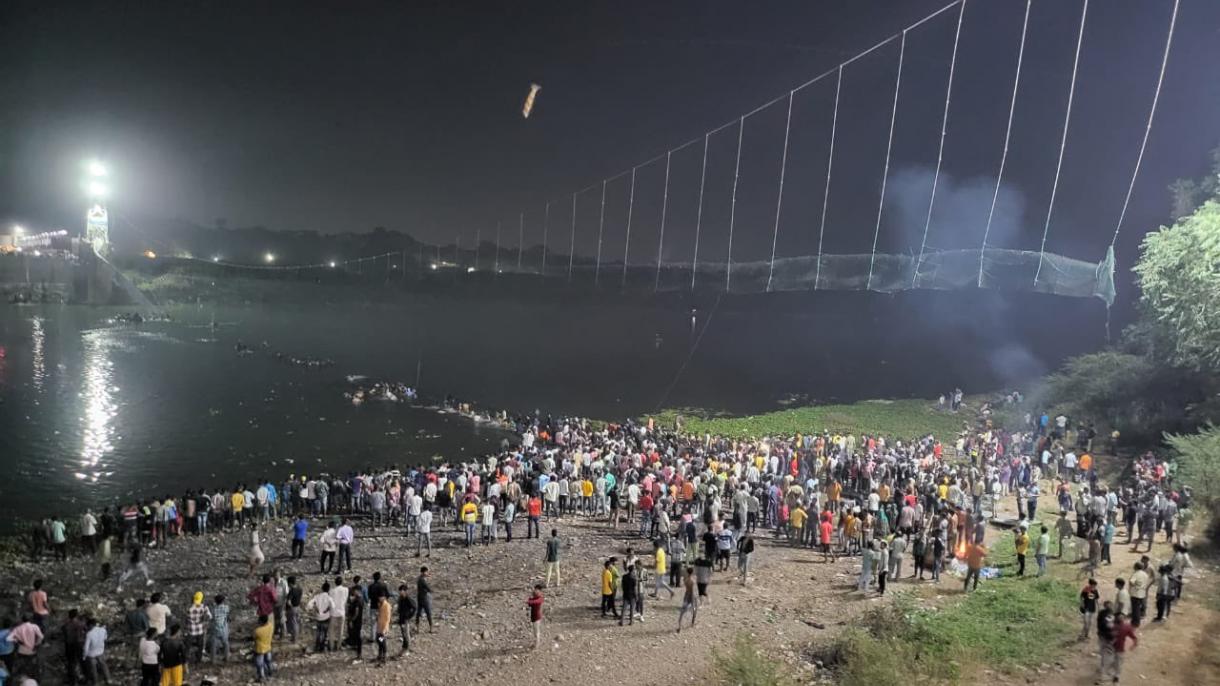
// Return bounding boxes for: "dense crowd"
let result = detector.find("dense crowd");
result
[1,403,1200,686]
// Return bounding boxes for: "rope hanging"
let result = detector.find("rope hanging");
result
[814,66,843,291]
[866,31,907,292]
[494,220,501,272]
[541,201,550,275]
[567,193,576,281]
[913,0,967,288]
[690,133,710,291]
[766,91,795,292]
[594,179,607,286]
[517,212,524,270]
[1111,0,1179,247]
[654,151,672,292]
[725,115,745,291]
[1034,0,1089,286]
[622,166,637,289]
[978,0,1031,289]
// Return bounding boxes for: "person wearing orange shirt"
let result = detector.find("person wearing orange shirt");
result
[964,542,988,592]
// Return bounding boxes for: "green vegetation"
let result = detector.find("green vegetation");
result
[655,399,967,442]
[1166,423,1220,535]
[711,633,792,686]
[1036,158,1220,524]
[819,536,1077,685]
[1133,200,1220,375]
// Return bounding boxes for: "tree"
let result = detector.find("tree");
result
[1132,200,1220,375]
[1164,423,1220,536]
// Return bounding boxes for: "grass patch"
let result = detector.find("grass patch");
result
[712,633,792,686]
[818,534,1078,684]
[654,399,968,442]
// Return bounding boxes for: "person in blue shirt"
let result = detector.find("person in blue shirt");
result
[266,482,279,519]
[291,515,309,560]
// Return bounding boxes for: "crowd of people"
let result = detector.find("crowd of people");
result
[1,400,1202,686]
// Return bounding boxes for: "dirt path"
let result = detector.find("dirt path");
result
[984,455,1220,686]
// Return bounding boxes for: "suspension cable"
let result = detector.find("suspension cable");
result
[1111,0,1179,247]
[913,0,967,288]
[978,0,1031,288]
[655,151,672,292]
[1034,0,1089,286]
[814,66,843,291]
[766,91,795,292]
[725,115,745,292]
[867,31,907,292]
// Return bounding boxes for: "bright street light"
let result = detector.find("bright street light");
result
[86,160,108,177]
[212,256,221,263]
[13,225,24,235]
[86,181,109,199]
[264,252,275,263]
[328,261,337,268]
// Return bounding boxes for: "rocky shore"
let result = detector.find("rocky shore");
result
[2,512,851,686]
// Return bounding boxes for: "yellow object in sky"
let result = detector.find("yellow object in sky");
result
[522,83,541,118]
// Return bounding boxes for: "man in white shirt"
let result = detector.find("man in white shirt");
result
[416,509,433,557]
[328,576,348,651]
[307,582,334,652]
[336,519,354,572]
[83,616,111,684]
[81,510,99,554]
[145,593,172,636]
[481,502,497,545]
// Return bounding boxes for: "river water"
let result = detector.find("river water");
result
[0,291,1105,525]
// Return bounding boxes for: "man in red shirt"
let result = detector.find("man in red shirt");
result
[1109,613,1138,683]
[525,585,544,651]
[527,496,543,539]
[819,512,836,562]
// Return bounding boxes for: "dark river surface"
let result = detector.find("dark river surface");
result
[0,290,1106,525]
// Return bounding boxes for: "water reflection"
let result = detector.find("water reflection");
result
[30,316,45,391]
[79,330,117,482]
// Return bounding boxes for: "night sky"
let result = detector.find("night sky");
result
[3,0,1219,279]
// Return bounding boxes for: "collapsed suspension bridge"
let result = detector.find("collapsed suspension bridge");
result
[166,0,1180,309]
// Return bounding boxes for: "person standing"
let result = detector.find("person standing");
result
[252,615,275,682]
[525,585,544,651]
[1014,526,1030,577]
[619,565,639,626]
[327,577,347,652]
[1035,525,1050,578]
[336,518,354,572]
[1079,578,1100,640]
[138,628,159,686]
[544,530,561,587]
[373,594,391,666]
[284,576,302,643]
[600,560,618,619]
[82,616,111,686]
[1128,563,1150,627]
[676,567,698,633]
[652,539,673,598]
[964,541,987,592]
[736,532,755,585]
[27,581,50,633]
[415,567,434,634]
[60,608,86,685]
[159,624,187,686]
[208,595,230,663]
[291,515,308,560]
[416,508,433,558]
[306,583,333,653]
[184,593,210,666]
[395,585,415,655]
[319,522,338,574]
